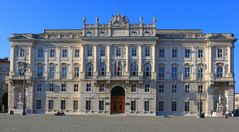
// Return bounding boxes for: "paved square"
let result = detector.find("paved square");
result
[0,114,239,132]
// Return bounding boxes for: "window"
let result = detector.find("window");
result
[61,100,66,110]
[131,47,137,57]
[86,83,91,92]
[185,102,190,112]
[172,49,177,58]
[74,49,80,58]
[184,66,190,79]
[158,67,165,79]
[49,83,54,91]
[116,47,121,57]
[86,100,91,111]
[172,102,177,111]
[37,48,44,58]
[48,100,53,110]
[99,100,104,111]
[61,84,66,92]
[185,85,190,93]
[198,85,203,93]
[62,49,68,58]
[37,65,44,78]
[114,62,122,76]
[130,62,138,76]
[198,49,203,58]
[144,84,150,92]
[61,66,67,78]
[74,66,80,78]
[86,63,93,77]
[74,84,78,92]
[159,49,165,58]
[185,49,191,58]
[87,47,93,57]
[217,48,223,58]
[217,66,223,78]
[131,100,136,111]
[49,49,55,58]
[99,83,105,92]
[144,63,151,77]
[37,100,41,109]
[73,100,78,111]
[172,85,177,93]
[171,67,177,79]
[99,63,106,76]
[158,84,164,93]
[37,83,42,92]
[198,67,203,79]
[19,48,25,57]
[49,66,55,78]
[100,47,105,57]
[145,47,150,57]
[158,101,164,111]
[131,83,136,92]
[144,100,150,112]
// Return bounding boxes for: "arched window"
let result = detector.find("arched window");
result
[99,63,106,76]
[184,65,190,79]
[114,61,122,76]
[130,62,138,76]
[144,63,151,77]
[217,66,223,78]
[86,63,93,77]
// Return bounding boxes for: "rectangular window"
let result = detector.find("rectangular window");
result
[74,49,80,58]
[86,83,91,92]
[74,67,80,77]
[131,47,137,57]
[49,49,55,58]
[99,100,104,111]
[185,85,190,93]
[100,47,105,57]
[61,66,67,78]
[158,67,165,79]
[217,48,223,58]
[172,101,177,111]
[116,47,121,57]
[73,100,78,111]
[172,85,177,93]
[131,83,136,92]
[158,84,164,93]
[198,67,203,79]
[36,100,41,109]
[62,49,68,58]
[74,84,78,92]
[19,48,25,57]
[87,47,93,56]
[171,67,177,79]
[37,48,44,58]
[61,100,66,110]
[198,85,203,93]
[198,49,203,58]
[61,84,66,92]
[145,47,150,57]
[99,83,105,92]
[86,100,91,111]
[131,100,136,111]
[49,83,54,91]
[144,100,150,112]
[172,49,177,58]
[37,83,42,92]
[159,48,165,58]
[158,101,164,111]
[184,67,190,79]
[48,100,53,110]
[37,65,44,78]
[185,101,190,112]
[144,84,150,92]
[49,66,55,78]
[185,49,191,58]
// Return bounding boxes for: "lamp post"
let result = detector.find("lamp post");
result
[17,57,30,116]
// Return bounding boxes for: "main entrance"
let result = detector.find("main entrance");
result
[111,86,125,113]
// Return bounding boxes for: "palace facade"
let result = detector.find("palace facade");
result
[7,13,237,116]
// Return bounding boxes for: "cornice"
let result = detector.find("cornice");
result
[80,36,158,41]
[158,38,237,43]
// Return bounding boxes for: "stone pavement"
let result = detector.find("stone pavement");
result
[0,114,239,132]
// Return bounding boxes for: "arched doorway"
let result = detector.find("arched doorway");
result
[111,86,125,113]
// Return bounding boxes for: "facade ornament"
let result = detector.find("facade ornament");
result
[140,16,143,24]
[110,13,129,27]
[96,16,99,24]
[82,16,86,24]
[153,16,156,24]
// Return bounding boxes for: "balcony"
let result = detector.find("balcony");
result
[8,71,32,81]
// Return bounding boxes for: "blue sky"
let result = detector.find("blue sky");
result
[0,0,238,92]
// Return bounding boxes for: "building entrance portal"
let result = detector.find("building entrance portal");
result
[111,86,125,114]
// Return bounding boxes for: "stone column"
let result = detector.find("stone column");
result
[44,48,49,79]
[80,45,85,78]
[10,45,15,72]
[68,46,73,79]
[138,45,143,76]
[56,47,61,80]
[151,44,156,79]
[93,45,98,77]
[207,44,213,79]
[227,45,232,77]
[206,85,214,116]
[106,45,111,77]
[8,85,15,112]
[125,45,129,77]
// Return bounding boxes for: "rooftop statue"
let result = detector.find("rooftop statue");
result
[110,12,129,27]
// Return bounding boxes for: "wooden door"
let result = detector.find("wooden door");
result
[111,96,125,113]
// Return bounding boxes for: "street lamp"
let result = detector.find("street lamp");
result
[17,57,30,115]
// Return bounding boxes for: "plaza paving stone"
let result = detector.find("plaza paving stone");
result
[0,114,239,132]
